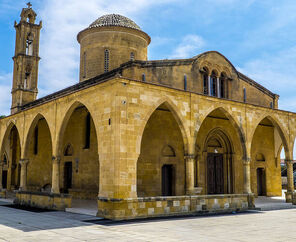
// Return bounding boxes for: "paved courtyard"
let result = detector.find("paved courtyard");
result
[0,199,296,242]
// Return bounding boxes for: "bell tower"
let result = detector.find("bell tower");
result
[11,3,42,114]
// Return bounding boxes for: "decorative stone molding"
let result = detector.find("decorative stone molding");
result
[19,159,29,166]
[184,154,195,160]
[52,156,61,164]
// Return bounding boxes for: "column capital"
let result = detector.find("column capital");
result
[184,154,195,160]
[243,157,251,166]
[52,156,61,164]
[285,160,294,165]
[19,159,29,166]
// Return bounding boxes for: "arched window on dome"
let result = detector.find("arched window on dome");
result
[202,67,209,95]
[130,52,135,61]
[104,49,109,73]
[83,51,86,78]
[210,71,218,97]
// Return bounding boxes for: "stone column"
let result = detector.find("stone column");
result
[285,160,294,202]
[185,154,195,195]
[243,158,252,194]
[0,161,3,190]
[217,77,220,98]
[51,156,61,194]
[208,75,211,96]
[19,159,29,191]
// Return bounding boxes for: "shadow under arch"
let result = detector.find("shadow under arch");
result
[137,98,190,155]
[0,121,22,190]
[56,100,99,156]
[194,107,247,159]
[0,121,22,158]
[56,100,100,198]
[23,113,53,159]
[137,98,188,197]
[250,115,290,159]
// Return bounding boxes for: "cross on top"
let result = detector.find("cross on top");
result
[27,2,32,8]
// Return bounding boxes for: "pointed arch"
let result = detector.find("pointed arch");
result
[56,101,99,156]
[194,107,247,159]
[250,115,290,159]
[64,143,74,156]
[137,97,188,197]
[162,145,176,157]
[23,113,53,158]
[137,97,190,155]
[204,128,233,153]
[0,121,22,159]
[56,100,100,198]
[193,51,239,79]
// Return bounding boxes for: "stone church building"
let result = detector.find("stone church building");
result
[0,5,295,220]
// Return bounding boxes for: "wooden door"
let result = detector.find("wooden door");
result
[257,168,266,196]
[162,165,173,196]
[2,170,7,189]
[207,153,224,194]
[215,155,224,194]
[64,162,72,193]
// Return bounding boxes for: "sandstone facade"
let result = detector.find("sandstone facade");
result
[0,6,295,220]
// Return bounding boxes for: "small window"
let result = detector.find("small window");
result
[26,33,34,56]
[270,102,273,109]
[220,73,227,98]
[256,153,265,162]
[203,69,208,95]
[64,144,74,156]
[211,72,217,97]
[24,72,30,89]
[104,49,109,73]
[130,52,135,61]
[84,112,91,149]
[83,51,86,78]
[142,73,146,82]
[243,88,246,103]
[184,74,187,91]
[34,126,38,155]
[3,154,7,165]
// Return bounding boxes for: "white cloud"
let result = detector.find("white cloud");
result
[169,34,205,59]
[0,72,12,116]
[37,0,177,97]
[238,46,296,111]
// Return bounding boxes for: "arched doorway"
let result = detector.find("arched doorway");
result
[1,124,21,191]
[205,129,233,194]
[58,103,99,199]
[24,115,52,192]
[195,108,245,195]
[137,103,185,197]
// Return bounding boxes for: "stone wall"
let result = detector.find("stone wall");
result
[97,194,253,220]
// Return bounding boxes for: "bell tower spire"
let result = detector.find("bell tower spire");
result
[11,3,42,114]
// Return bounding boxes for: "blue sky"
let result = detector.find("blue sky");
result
[0,0,296,156]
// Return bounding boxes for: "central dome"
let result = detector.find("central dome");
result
[89,14,141,31]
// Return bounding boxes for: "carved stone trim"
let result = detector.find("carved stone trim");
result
[52,156,61,164]
[19,159,29,166]
[184,154,195,160]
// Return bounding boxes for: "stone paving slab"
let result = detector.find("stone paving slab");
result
[1,205,296,241]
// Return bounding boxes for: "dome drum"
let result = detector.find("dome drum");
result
[77,14,150,82]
